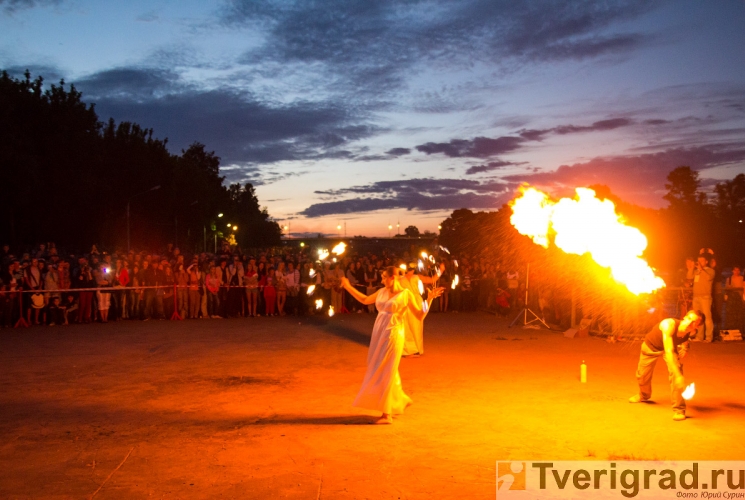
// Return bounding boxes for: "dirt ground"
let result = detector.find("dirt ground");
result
[1,312,744,499]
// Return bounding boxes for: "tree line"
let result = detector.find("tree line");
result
[0,70,282,252]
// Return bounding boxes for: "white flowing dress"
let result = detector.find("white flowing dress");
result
[353,288,414,415]
[401,275,425,356]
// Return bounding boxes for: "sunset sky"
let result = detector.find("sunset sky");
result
[2,0,744,237]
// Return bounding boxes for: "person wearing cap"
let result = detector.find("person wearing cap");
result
[629,310,703,421]
[692,253,715,342]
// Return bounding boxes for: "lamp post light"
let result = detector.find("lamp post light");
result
[283,223,290,239]
[397,221,400,235]
[126,185,160,252]
[388,224,392,237]
[337,223,342,238]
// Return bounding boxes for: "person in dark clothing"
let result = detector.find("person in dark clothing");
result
[140,261,158,320]
[628,310,703,421]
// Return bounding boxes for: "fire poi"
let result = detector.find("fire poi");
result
[682,383,695,400]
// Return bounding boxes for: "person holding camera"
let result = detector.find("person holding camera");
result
[692,253,715,342]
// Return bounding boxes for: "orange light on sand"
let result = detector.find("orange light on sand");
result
[682,383,695,400]
[510,186,665,295]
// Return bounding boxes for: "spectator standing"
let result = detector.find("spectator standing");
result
[284,262,300,316]
[75,263,95,323]
[175,263,188,319]
[692,253,715,342]
[95,267,112,323]
[262,267,277,316]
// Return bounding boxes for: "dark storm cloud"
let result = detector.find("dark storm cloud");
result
[552,118,632,135]
[385,148,410,157]
[643,119,670,125]
[416,136,525,158]
[502,144,745,207]
[0,0,59,14]
[465,161,520,175]
[414,118,635,160]
[76,68,184,100]
[224,0,660,97]
[302,177,513,217]
[75,67,378,166]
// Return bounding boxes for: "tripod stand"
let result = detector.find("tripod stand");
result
[508,263,549,329]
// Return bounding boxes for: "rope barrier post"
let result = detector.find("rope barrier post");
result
[14,291,30,328]
[170,284,182,321]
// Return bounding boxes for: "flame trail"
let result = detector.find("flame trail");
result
[331,242,346,255]
[682,383,695,400]
[510,186,665,295]
[306,285,316,295]
[315,299,323,310]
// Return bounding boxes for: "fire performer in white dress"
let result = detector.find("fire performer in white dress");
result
[341,267,443,424]
[401,262,437,357]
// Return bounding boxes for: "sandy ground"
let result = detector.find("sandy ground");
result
[0,312,744,499]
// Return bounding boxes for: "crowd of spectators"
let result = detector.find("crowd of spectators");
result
[0,241,526,328]
[3,241,741,336]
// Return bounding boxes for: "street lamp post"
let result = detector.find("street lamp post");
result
[388,224,392,237]
[126,185,160,252]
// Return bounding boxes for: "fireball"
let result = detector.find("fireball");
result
[510,186,665,295]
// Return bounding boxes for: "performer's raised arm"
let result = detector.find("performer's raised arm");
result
[340,277,380,305]
[408,286,444,321]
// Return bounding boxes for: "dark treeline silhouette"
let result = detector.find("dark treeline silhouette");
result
[0,70,281,252]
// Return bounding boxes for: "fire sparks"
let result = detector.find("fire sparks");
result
[306,285,316,295]
[331,242,346,255]
[328,306,335,317]
[315,299,323,309]
[317,249,329,260]
[682,383,695,400]
[510,186,665,295]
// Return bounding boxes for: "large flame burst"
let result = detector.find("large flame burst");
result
[510,186,665,295]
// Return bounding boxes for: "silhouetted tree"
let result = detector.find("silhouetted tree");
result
[0,70,281,252]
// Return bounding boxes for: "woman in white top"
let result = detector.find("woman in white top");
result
[340,267,443,424]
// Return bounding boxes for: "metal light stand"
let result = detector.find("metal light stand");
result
[508,263,550,329]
